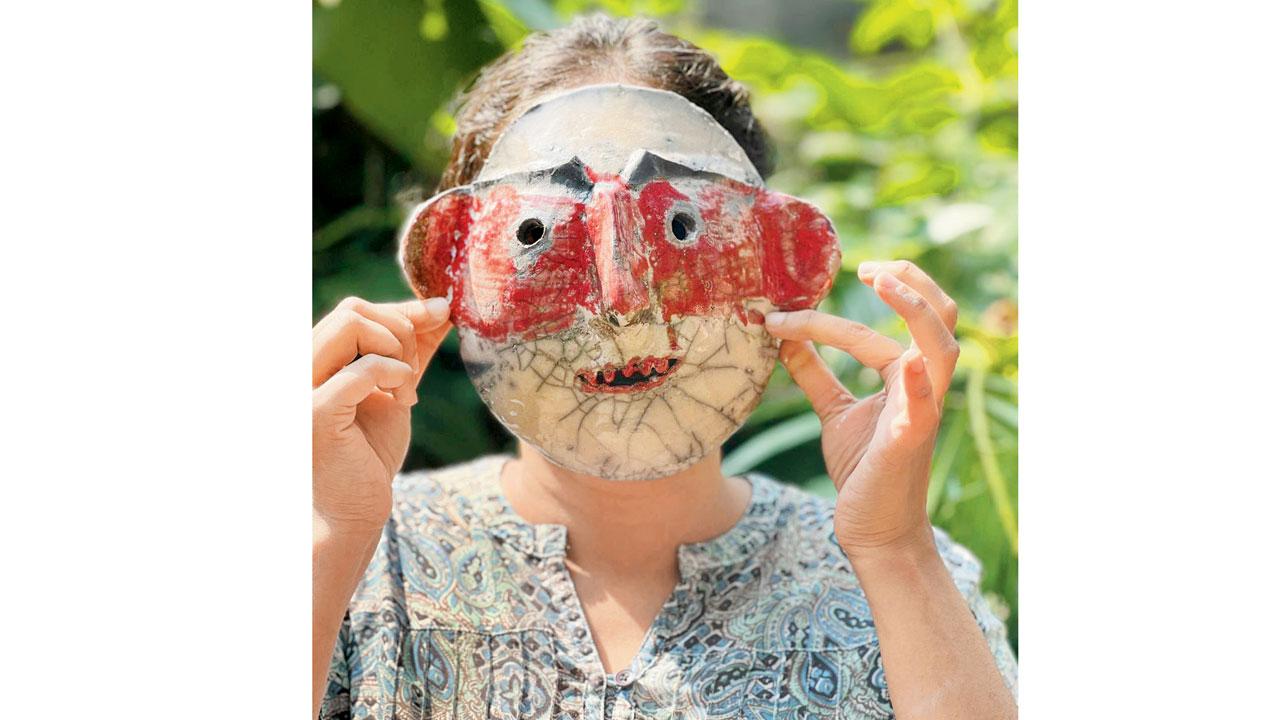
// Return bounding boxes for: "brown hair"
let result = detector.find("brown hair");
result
[438,14,773,192]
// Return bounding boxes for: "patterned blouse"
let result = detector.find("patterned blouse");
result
[321,455,1017,719]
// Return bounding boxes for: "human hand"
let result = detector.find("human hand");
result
[765,261,960,562]
[312,296,451,537]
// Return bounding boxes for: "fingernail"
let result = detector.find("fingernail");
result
[764,311,786,328]
[858,261,879,277]
[877,272,901,290]
[424,297,449,320]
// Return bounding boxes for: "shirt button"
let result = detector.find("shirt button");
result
[614,670,633,685]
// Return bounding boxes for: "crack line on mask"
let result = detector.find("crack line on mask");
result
[665,384,740,427]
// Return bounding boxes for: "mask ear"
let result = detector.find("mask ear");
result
[400,188,473,302]
[754,191,842,310]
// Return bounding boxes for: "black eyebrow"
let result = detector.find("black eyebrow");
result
[471,157,593,195]
[621,150,726,185]
[547,157,593,193]
[508,158,593,193]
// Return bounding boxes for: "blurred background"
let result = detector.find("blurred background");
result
[314,0,1018,649]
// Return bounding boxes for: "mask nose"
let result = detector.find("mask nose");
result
[586,180,651,326]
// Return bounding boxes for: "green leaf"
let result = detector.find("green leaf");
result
[313,205,403,252]
[313,0,504,171]
[966,363,1018,555]
[851,0,936,55]
[798,474,837,501]
[928,410,966,515]
[478,0,534,48]
[985,393,1018,430]
[722,414,822,476]
[877,159,959,204]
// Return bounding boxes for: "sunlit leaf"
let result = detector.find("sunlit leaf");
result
[966,360,1018,555]
[877,158,960,204]
[852,0,936,55]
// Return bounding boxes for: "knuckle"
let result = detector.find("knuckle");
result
[783,345,814,371]
[312,390,338,421]
[338,296,365,312]
[846,321,873,338]
[829,389,857,412]
[943,338,961,361]
[901,288,928,312]
[336,308,366,332]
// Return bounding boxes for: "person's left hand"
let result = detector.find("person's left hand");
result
[765,260,960,562]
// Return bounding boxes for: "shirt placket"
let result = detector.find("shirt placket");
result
[540,545,608,720]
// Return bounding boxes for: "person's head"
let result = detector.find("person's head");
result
[439,14,773,192]
[402,15,840,480]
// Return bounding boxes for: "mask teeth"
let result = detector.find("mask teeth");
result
[578,355,680,391]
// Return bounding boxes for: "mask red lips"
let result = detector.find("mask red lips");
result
[576,355,682,393]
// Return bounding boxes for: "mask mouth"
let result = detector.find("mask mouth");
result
[575,355,682,394]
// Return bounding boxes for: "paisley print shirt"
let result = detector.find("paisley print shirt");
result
[321,455,1017,719]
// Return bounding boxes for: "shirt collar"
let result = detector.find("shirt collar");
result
[465,454,782,571]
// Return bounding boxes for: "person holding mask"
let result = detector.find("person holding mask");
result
[314,15,1016,719]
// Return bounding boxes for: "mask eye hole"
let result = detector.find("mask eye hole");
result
[671,212,696,241]
[516,218,545,247]
[663,202,701,246]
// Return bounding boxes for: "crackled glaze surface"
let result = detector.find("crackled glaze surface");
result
[402,171,837,478]
[401,87,841,479]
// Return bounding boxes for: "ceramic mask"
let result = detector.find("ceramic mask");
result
[401,84,840,480]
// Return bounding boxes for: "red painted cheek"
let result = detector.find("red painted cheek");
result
[454,187,594,341]
[754,192,841,310]
[407,175,840,345]
[404,192,469,302]
[502,205,595,335]
[640,181,766,321]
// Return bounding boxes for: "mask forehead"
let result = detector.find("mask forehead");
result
[477,83,763,188]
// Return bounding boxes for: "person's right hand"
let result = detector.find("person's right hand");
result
[312,296,451,537]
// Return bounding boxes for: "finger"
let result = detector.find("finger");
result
[765,309,903,372]
[888,350,939,447]
[778,340,857,423]
[412,324,452,384]
[312,311,405,388]
[872,272,959,401]
[858,260,958,332]
[392,296,451,334]
[344,298,418,371]
[409,298,451,383]
[314,354,416,417]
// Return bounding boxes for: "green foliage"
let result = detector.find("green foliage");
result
[313,0,1018,649]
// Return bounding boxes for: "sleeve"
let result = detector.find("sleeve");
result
[318,613,354,720]
[316,514,410,719]
[933,527,1019,699]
